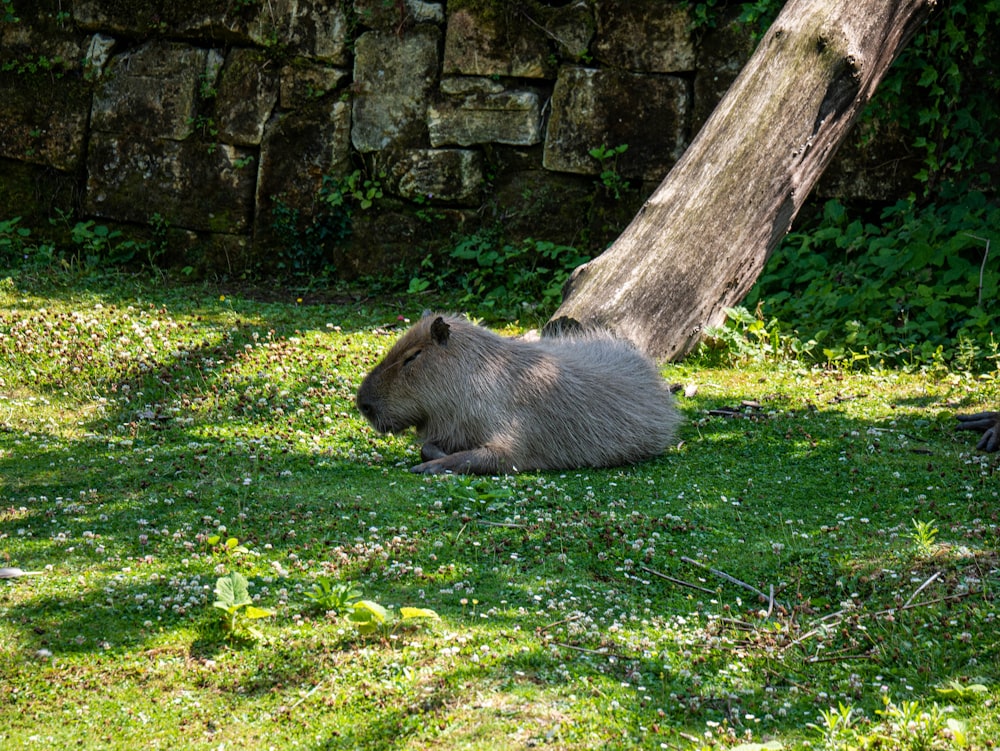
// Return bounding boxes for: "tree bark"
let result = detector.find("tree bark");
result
[547,0,936,361]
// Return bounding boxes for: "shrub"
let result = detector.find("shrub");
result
[745,189,998,367]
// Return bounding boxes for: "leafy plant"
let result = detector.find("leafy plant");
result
[0,216,32,265]
[68,220,143,267]
[270,199,319,274]
[588,143,631,200]
[877,698,953,750]
[303,578,362,615]
[212,571,274,642]
[734,0,783,37]
[147,212,171,267]
[698,306,816,366]
[807,702,859,748]
[300,578,438,637]
[745,190,999,369]
[348,600,439,638]
[206,535,249,560]
[198,69,218,99]
[268,168,383,276]
[935,680,988,703]
[269,197,345,277]
[2,54,68,76]
[189,115,219,150]
[1,212,174,273]
[323,169,385,211]
[412,193,445,224]
[871,0,1000,194]
[909,518,939,555]
[410,229,590,318]
[807,696,970,750]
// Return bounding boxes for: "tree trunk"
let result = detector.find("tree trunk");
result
[547,0,935,361]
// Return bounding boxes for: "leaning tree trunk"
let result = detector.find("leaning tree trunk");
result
[548,0,935,361]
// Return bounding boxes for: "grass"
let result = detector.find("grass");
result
[1,270,998,750]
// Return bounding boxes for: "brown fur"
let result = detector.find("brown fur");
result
[356,313,681,474]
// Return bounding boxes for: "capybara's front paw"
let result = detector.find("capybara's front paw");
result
[409,448,506,475]
[409,458,453,474]
[420,442,447,462]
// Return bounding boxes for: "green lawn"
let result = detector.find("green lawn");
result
[1,272,997,749]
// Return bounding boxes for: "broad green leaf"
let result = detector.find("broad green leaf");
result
[352,600,388,623]
[214,572,251,608]
[242,605,274,621]
[936,680,988,700]
[214,574,236,607]
[348,609,379,635]
[399,607,440,621]
[946,718,969,745]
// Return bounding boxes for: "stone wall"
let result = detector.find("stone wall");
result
[0,0,918,278]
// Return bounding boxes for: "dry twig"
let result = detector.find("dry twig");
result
[538,613,584,633]
[903,570,941,608]
[680,556,784,610]
[639,565,715,595]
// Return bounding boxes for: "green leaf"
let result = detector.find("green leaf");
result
[352,600,388,623]
[399,607,440,621]
[242,605,274,621]
[917,66,939,87]
[214,571,252,608]
[946,718,969,746]
[349,600,392,635]
[935,680,988,700]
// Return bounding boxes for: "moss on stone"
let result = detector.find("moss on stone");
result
[448,0,561,34]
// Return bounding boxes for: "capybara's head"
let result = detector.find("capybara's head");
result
[356,315,456,434]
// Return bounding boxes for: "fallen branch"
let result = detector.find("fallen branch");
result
[0,567,44,579]
[680,556,784,610]
[903,570,941,609]
[883,591,974,616]
[786,590,977,651]
[538,613,584,633]
[275,676,329,719]
[552,642,609,656]
[639,565,716,595]
[719,617,756,631]
[806,653,874,664]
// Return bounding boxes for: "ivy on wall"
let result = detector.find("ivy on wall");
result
[687,0,999,194]
[687,0,1000,365]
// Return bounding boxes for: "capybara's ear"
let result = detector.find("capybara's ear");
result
[430,317,450,346]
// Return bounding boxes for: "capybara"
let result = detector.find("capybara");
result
[356,313,681,474]
[956,411,1000,451]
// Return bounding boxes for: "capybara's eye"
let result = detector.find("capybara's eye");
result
[403,349,422,366]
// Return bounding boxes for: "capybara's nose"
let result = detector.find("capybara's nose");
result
[357,400,375,419]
